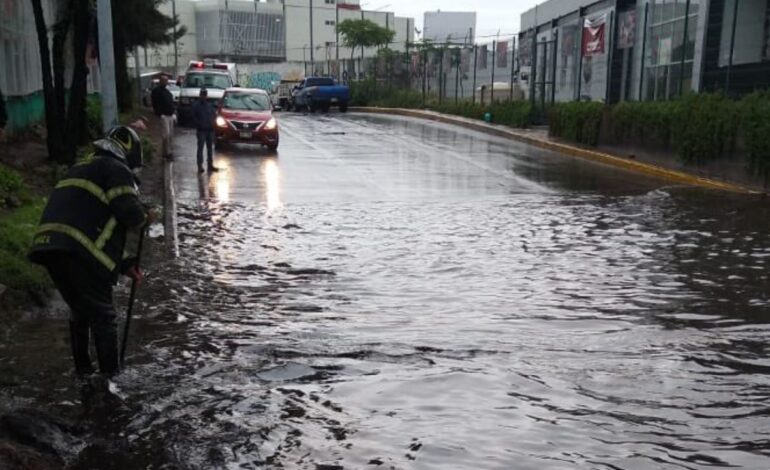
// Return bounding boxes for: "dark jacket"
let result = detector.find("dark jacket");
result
[151,85,175,117]
[29,152,147,283]
[191,99,216,131]
[0,87,7,129]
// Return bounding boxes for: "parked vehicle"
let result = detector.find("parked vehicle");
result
[290,77,350,113]
[273,79,302,110]
[215,88,279,151]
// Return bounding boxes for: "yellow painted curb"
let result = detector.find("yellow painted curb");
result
[351,107,760,194]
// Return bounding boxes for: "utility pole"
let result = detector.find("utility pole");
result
[309,0,315,74]
[336,3,340,80]
[172,0,178,77]
[97,0,118,131]
[134,47,142,107]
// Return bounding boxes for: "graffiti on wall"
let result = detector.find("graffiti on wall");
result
[238,72,282,91]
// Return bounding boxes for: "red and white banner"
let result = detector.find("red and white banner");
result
[582,14,607,57]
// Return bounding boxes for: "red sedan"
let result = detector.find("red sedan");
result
[215,88,279,151]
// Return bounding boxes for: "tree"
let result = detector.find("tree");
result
[337,19,396,78]
[111,0,186,112]
[31,0,92,164]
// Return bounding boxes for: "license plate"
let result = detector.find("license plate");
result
[239,131,251,139]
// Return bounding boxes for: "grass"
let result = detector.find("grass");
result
[0,200,49,294]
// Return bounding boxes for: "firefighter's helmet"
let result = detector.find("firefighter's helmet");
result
[94,125,144,169]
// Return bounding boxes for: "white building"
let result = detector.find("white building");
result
[141,0,414,78]
[423,11,477,44]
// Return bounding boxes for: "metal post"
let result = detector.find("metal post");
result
[455,53,459,103]
[361,10,365,78]
[530,31,538,107]
[134,47,142,107]
[725,0,740,95]
[551,29,559,104]
[576,14,584,100]
[541,39,546,110]
[422,48,427,106]
[510,37,516,101]
[97,0,118,129]
[678,0,691,96]
[491,40,496,104]
[605,11,615,104]
[172,0,178,77]
[309,0,314,74]
[472,44,478,104]
[439,47,444,104]
[336,3,340,80]
[639,3,649,101]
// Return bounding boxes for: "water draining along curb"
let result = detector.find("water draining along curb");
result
[351,107,760,194]
[163,158,179,258]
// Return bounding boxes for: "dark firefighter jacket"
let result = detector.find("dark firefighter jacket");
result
[28,152,147,283]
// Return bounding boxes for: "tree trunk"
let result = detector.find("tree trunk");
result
[52,13,70,143]
[64,0,91,164]
[113,31,131,113]
[31,0,64,161]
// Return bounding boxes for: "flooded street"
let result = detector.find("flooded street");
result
[3,113,770,469]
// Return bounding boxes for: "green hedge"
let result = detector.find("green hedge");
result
[350,80,533,129]
[549,93,770,177]
[548,101,605,146]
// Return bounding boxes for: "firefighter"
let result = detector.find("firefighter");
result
[29,126,149,377]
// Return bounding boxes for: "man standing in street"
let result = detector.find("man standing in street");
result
[192,88,218,173]
[151,74,175,160]
[29,126,149,378]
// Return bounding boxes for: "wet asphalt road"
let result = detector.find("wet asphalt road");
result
[2,112,769,469]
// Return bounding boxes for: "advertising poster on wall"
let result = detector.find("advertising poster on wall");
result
[582,14,607,56]
[497,41,509,68]
[461,47,471,73]
[478,45,488,70]
[618,11,637,49]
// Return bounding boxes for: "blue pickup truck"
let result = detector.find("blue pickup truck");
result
[290,77,350,113]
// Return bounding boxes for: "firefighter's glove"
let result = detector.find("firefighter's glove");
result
[126,265,144,286]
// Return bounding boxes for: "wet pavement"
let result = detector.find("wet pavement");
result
[2,113,770,469]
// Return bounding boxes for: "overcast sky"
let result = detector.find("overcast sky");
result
[360,0,542,38]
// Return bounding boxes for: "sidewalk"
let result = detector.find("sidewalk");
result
[352,107,761,194]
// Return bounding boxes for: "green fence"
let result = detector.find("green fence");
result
[5,91,45,133]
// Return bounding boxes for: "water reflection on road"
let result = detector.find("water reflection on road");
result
[2,114,769,469]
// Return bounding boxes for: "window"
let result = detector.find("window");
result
[644,0,700,100]
[325,20,336,26]
[718,0,769,66]
[223,92,271,111]
[325,0,335,4]
[184,73,233,90]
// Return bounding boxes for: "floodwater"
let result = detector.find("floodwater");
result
[2,114,770,469]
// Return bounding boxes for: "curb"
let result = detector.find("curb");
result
[163,159,179,258]
[351,107,760,194]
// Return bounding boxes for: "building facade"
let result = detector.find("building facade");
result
[519,0,770,104]
[142,0,414,77]
[423,11,477,44]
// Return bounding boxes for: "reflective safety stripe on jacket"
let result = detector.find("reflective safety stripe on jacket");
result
[29,152,146,279]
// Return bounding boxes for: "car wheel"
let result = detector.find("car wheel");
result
[267,143,279,152]
[339,103,348,113]
[321,104,330,113]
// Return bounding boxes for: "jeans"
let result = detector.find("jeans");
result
[45,255,119,376]
[196,130,214,169]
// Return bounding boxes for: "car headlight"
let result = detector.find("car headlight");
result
[216,116,228,128]
[264,118,277,130]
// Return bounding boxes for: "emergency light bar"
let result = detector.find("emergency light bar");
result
[187,60,229,70]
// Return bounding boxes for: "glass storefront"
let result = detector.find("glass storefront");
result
[644,0,700,100]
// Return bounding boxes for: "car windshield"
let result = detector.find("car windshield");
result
[223,92,271,111]
[184,73,232,90]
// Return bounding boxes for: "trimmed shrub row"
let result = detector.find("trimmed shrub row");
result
[548,93,770,182]
[350,80,533,129]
